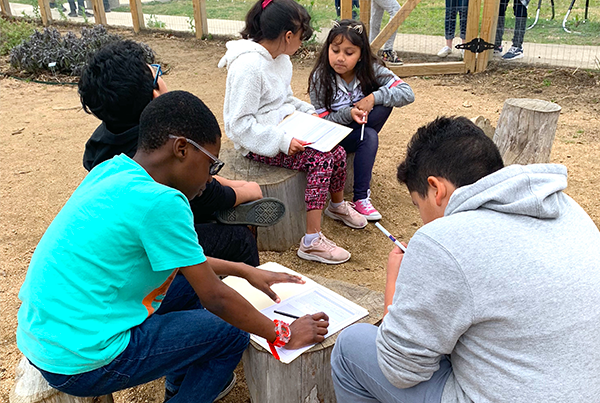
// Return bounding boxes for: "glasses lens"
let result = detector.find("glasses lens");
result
[210,161,224,175]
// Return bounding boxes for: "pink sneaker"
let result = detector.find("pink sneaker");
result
[324,201,368,229]
[354,197,382,221]
[297,233,351,264]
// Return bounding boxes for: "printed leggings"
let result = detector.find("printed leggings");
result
[247,145,347,211]
[445,0,469,40]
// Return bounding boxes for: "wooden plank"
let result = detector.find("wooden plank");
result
[0,0,12,17]
[129,0,145,33]
[359,0,370,34]
[463,0,482,73]
[388,62,467,77]
[191,0,208,38]
[370,0,422,52]
[91,0,107,25]
[340,0,352,20]
[476,0,500,72]
[38,0,52,26]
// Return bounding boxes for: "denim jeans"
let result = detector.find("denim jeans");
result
[36,274,250,402]
[445,0,469,40]
[331,323,453,403]
[339,105,392,201]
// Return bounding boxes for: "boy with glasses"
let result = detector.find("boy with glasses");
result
[17,91,330,402]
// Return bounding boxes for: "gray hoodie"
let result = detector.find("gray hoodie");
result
[377,164,600,402]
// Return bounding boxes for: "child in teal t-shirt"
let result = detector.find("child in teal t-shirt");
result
[17,91,330,402]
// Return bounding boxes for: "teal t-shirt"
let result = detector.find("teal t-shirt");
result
[17,155,206,375]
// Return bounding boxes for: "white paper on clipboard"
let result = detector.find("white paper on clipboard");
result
[278,112,353,153]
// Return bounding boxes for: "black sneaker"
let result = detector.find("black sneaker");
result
[502,46,524,60]
[215,197,286,227]
[79,9,93,17]
[68,10,77,16]
[379,49,403,66]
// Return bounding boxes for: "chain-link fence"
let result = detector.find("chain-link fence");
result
[5,0,599,70]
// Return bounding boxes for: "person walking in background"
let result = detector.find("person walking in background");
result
[437,0,469,58]
[370,0,403,65]
[495,0,529,60]
[334,0,360,20]
[67,0,92,17]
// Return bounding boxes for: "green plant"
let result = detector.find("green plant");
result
[542,78,552,86]
[303,0,323,45]
[186,11,195,34]
[0,18,36,56]
[57,0,68,21]
[147,14,166,29]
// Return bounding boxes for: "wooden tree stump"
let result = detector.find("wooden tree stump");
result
[10,357,114,403]
[493,98,561,165]
[219,149,355,252]
[242,276,384,403]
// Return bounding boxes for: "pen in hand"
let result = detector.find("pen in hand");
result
[360,112,366,141]
[374,222,407,252]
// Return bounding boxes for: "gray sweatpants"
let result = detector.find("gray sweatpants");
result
[369,0,401,51]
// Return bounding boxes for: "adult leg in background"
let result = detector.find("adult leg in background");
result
[495,0,510,49]
[369,0,401,51]
[512,0,529,48]
[339,106,392,201]
[331,323,453,403]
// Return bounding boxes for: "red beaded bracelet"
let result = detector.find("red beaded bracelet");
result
[267,319,291,360]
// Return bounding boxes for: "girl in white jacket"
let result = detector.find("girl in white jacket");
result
[219,0,366,265]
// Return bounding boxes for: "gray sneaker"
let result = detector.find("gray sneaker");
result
[215,197,286,227]
[502,46,524,60]
[297,233,351,264]
[324,201,368,229]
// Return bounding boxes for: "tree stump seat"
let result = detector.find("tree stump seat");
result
[219,148,355,252]
[242,276,384,403]
[10,357,114,403]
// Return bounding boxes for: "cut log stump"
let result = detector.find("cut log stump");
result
[493,98,561,165]
[10,357,114,403]
[242,276,384,403]
[219,149,355,252]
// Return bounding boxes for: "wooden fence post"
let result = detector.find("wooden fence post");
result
[359,0,370,33]
[129,0,145,33]
[341,0,352,20]
[476,0,500,73]
[91,0,107,25]
[493,98,561,165]
[38,0,52,26]
[370,0,421,52]
[463,0,482,73]
[1,0,12,17]
[192,0,208,38]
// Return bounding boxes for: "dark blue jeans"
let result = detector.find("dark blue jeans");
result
[445,0,469,40]
[339,105,392,201]
[35,275,249,402]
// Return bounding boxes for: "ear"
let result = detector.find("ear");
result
[171,137,189,161]
[427,176,448,207]
[152,88,161,99]
[285,30,293,43]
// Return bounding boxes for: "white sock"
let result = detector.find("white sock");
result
[330,201,343,209]
[304,232,319,246]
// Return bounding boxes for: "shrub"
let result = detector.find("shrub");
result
[0,18,36,56]
[9,25,155,76]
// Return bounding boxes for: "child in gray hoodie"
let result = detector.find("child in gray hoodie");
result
[331,116,600,403]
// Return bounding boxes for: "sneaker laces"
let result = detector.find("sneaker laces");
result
[314,233,337,250]
[357,197,376,213]
[507,46,520,54]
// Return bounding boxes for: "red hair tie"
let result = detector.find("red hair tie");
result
[262,0,273,9]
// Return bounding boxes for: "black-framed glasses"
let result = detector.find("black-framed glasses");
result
[150,63,162,89]
[168,135,225,175]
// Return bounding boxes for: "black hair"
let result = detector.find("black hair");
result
[138,91,221,151]
[78,40,155,131]
[308,19,387,112]
[397,116,504,197]
[241,0,313,42]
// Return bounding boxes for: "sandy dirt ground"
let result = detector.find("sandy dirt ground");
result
[1,29,599,402]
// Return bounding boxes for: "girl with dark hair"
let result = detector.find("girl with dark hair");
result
[220,0,367,265]
[309,19,414,220]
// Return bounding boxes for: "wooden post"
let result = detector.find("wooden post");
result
[387,61,466,77]
[129,0,145,33]
[463,0,482,73]
[1,0,12,17]
[10,357,114,403]
[91,0,107,25]
[359,0,370,34]
[493,99,561,165]
[476,0,500,73]
[191,0,208,38]
[38,0,52,26]
[370,0,422,52]
[243,277,384,403]
[340,0,352,20]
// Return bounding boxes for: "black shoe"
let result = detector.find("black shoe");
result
[104,7,111,12]
[215,197,286,227]
[379,49,404,66]
[79,10,93,17]
[68,10,77,16]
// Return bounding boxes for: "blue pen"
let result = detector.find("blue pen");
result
[374,222,407,252]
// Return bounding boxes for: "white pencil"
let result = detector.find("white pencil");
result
[360,113,366,141]
[374,222,407,252]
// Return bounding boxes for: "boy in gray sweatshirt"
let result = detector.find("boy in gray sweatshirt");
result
[331,116,600,403]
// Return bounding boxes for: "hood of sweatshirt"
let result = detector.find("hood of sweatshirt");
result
[218,39,274,69]
[446,163,568,220]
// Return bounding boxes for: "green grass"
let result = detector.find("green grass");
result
[8,0,600,45]
[0,17,36,55]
